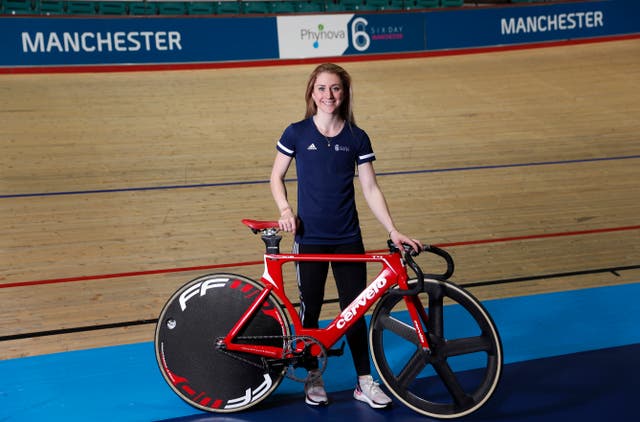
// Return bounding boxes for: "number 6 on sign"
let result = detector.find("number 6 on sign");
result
[351,17,371,52]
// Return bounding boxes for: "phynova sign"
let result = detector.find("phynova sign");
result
[276,14,355,58]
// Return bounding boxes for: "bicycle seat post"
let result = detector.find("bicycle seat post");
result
[261,228,282,254]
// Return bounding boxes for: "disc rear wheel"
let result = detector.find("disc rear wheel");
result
[155,273,290,413]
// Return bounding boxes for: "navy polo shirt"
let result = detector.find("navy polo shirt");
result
[276,117,376,245]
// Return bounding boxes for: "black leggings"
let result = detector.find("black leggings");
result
[294,241,370,377]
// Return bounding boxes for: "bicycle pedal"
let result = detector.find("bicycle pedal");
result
[327,341,345,357]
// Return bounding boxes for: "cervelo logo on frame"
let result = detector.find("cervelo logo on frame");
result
[277,14,354,58]
[336,275,387,329]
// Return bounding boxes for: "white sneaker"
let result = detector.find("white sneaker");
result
[305,370,328,406]
[354,375,392,409]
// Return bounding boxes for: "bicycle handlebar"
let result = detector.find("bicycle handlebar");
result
[422,244,455,280]
[387,241,455,296]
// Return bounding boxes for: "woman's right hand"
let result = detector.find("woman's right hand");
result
[278,207,297,233]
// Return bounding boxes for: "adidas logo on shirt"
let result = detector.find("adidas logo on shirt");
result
[307,143,318,151]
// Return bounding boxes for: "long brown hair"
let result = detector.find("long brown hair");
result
[304,63,355,125]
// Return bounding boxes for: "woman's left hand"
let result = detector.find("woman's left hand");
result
[390,229,423,254]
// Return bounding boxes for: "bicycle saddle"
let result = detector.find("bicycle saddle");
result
[242,219,280,233]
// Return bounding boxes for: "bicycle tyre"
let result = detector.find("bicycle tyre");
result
[155,273,290,413]
[369,278,502,419]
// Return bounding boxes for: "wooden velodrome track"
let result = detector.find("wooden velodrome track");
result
[1,38,639,360]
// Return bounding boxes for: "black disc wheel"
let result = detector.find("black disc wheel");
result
[155,273,290,413]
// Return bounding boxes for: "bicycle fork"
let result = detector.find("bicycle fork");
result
[404,295,432,353]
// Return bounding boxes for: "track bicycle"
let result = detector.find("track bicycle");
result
[155,219,503,419]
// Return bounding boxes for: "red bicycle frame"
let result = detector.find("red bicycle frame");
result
[221,251,431,359]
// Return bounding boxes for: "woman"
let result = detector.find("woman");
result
[270,63,422,408]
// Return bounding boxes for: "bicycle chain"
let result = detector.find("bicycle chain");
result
[215,334,289,371]
[216,335,327,382]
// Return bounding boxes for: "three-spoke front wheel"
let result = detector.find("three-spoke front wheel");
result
[369,278,502,419]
